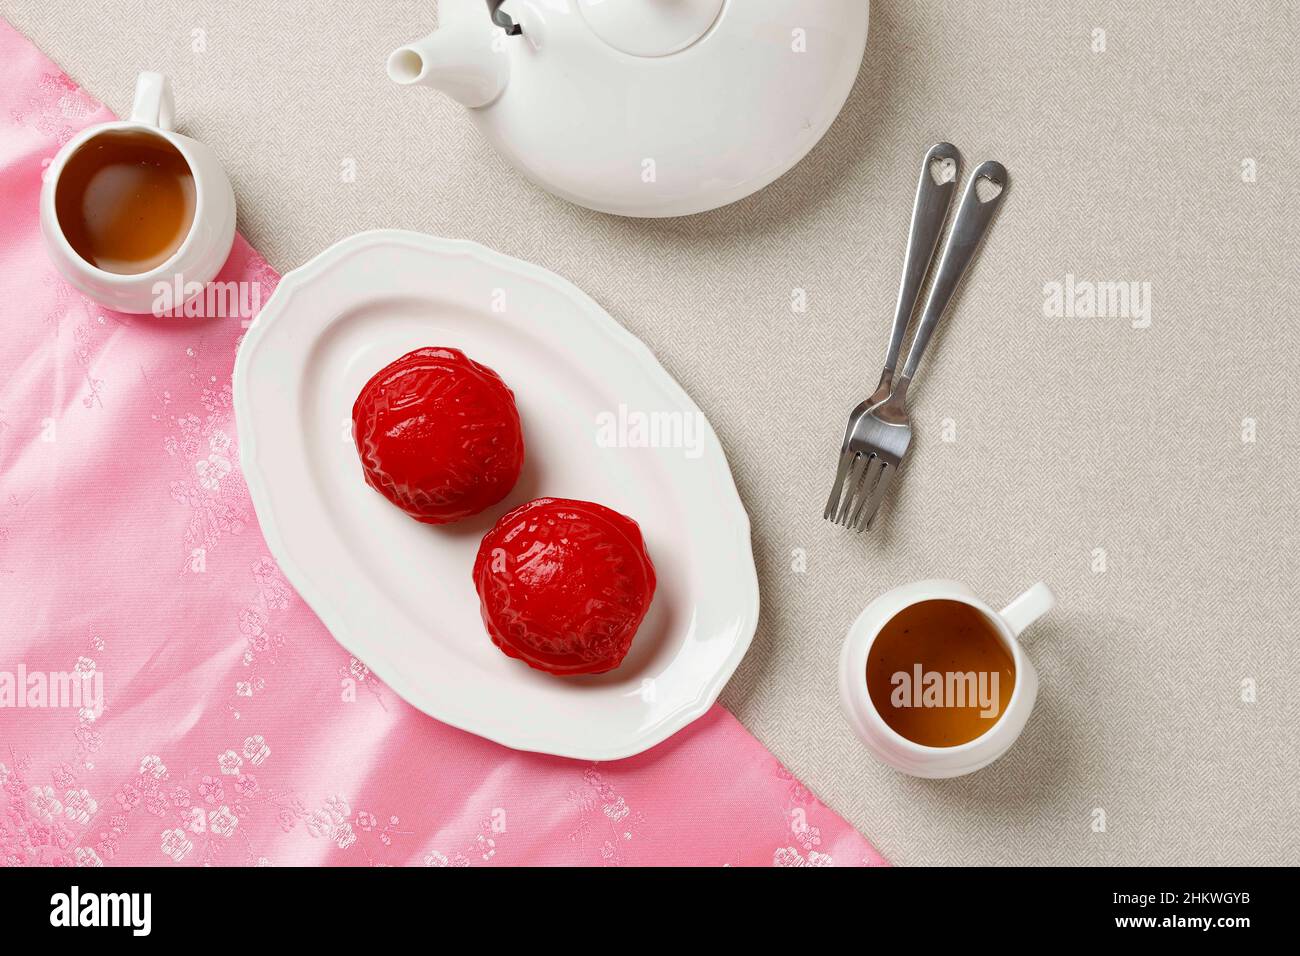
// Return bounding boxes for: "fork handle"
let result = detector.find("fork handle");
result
[898,160,1009,384]
[881,143,962,376]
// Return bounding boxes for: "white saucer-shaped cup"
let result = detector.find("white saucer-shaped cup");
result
[40,72,236,315]
[838,579,1055,778]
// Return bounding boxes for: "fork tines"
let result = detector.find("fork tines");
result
[824,449,891,531]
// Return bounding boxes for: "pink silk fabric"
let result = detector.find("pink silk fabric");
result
[0,17,885,867]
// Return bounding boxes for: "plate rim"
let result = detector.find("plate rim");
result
[232,228,760,760]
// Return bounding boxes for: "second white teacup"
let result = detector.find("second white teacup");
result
[839,579,1055,778]
[40,71,236,315]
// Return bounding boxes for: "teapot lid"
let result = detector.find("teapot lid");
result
[576,0,724,57]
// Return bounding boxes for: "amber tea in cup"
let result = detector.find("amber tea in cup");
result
[41,72,236,313]
[54,129,196,275]
[865,599,1016,747]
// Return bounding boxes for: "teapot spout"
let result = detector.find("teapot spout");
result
[386,27,508,108]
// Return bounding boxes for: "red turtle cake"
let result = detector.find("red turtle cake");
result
[352,347,524,524]
[473,497,657,675]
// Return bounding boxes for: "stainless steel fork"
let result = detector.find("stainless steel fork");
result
[824,142,962,526]
[825,158,1009,531]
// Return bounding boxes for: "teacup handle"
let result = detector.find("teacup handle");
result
[998,582,1055,641]
[130,72,174,130]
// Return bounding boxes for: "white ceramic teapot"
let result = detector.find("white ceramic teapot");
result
[388,0,870,217]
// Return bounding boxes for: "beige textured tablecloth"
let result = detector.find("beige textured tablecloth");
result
[6,0,1297,865]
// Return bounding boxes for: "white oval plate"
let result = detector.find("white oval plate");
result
[233,230,759,760]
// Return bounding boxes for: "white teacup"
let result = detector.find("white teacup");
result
[838,579,1055,778]
[40,72,236,315]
